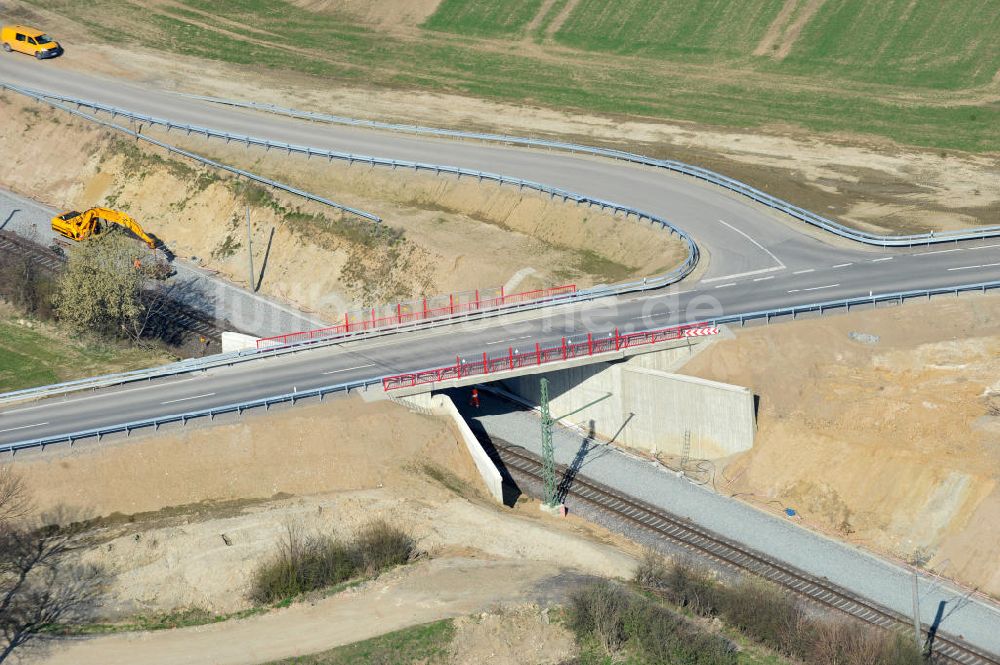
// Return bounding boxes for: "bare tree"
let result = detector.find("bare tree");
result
[0,469,102,662]
[0,469,30,527]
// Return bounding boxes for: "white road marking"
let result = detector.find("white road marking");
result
[970,243,1000,250]
[717,219,786,269]
[832,263,852,268]
[793,268,814,275]
[322,363,376,375]
[701,266,784,283]
[753,275,775,282]
[1,377,199,415]
[947,262,1000,272]
[646,289,694,300]
[871,257,893,263]
[0,422,48,434]
[799,283,840,292]
[714,283,737,289]
[915,248,962,256]
[161,392,216,405]
[486,335,531,345]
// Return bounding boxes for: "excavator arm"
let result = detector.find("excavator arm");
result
[85,208,157,249]
[51,207,157,249]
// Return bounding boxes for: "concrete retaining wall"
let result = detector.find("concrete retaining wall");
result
[503,351,755,460]
[391,393,504,503]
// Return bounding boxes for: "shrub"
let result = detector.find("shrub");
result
[250,524,360,605]
[568,582,630,655]
[250,520,415,605]
[806,620,923,665]
[632,552,925,665]
[355,519,415,575]
[570,581,737,664]
[718,576,801,653]
[623,597,737,665]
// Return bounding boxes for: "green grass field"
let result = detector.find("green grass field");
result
[29,0,1000,152]
[0,316,172,393]
[423,0,544,37]
[554,0,787,59]
[776,0,1000,89]
[264,620,454,664]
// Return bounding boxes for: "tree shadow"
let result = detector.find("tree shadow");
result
[139,278,216,347]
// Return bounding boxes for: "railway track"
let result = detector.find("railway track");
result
[492,441,999,665]
[0,231,225,341]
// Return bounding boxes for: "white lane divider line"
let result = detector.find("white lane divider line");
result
[947,262,1000,272]
[486,335,532,345]
[871,257,893,262]
[915,248,963,256]
[793,268,814,275]
[1,377,199,415]
[714,282,737,289]
[161,393,216,405]
[0,422,48,434]
[753,275,775,282]
[970,243,1000,250]
[701,266,784,283]
[832,263,852,268]
[801,283,840,292]
[322,363,377,375]
[717,219,786,269]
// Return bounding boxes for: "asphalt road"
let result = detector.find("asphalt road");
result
[2,47,1000,659]
[0,56,998,436]
[1,57,999,441]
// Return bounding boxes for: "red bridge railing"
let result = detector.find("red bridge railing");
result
[257,284,577,349]
[382,323,720,391]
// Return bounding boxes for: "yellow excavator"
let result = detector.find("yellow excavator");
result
[51,207,158,249]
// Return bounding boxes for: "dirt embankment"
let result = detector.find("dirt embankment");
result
[9,396,636,621]
[0,93,684,318]
[681,294,1000,597]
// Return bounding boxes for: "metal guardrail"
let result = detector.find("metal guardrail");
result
[0,82,698,403]
[0,84,381,222]
[5,83,698,260]
[185,94,1000,248]
[1,378,380,455]
[256,284,578,348]
[382,322,716,390]
[2,281,998,452]
[3,85,999,427]
[710,280,1000,326]
[0,277,602,407]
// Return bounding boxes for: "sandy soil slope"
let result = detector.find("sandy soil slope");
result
[0,93,681,317]
[680,293,1000,597]
[8,396,635,636]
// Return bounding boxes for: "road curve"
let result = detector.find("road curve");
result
[2,55,1000,440]
[2,51,1000,660]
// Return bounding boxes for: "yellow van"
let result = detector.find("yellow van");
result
[1,25,62,60]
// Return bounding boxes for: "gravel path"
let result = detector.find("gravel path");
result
[0,188,326,338]
[455,390,1000,658]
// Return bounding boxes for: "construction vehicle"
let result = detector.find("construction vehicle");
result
[51,207,159,249]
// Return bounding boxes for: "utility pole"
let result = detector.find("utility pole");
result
[911,571,922,650]
[540,377,557,509]
[245,206,255,292]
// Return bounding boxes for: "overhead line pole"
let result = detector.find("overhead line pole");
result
[246,205,254,292]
